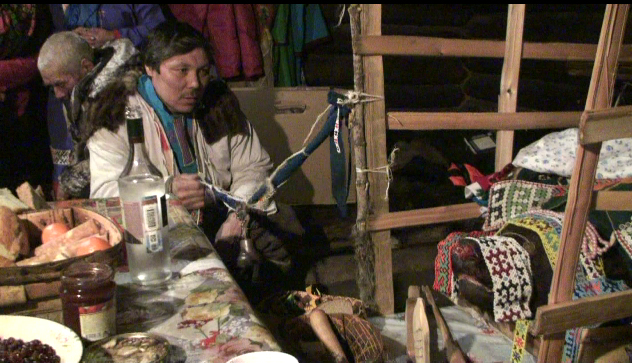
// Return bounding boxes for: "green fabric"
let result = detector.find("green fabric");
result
[272,4,294,86]
[272,4,329,87]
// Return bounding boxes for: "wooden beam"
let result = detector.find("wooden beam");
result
[355,35,632,61]
[368,203,481,232]
[592,191,632,211]
[362,4,394,315]
[538,5,630,362]
[496,4,525,171]
[580,105,632,144]
[387,111,579,130]
[530,289,632,336]
[362,189,632,238]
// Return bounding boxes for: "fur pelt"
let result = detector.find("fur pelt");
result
[83,58,250,145]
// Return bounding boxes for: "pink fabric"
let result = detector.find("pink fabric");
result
[0,4,39,117]
[233,5,262,78]
[0,54,38,117]
[168,4,263,80]
[0,56,38,89]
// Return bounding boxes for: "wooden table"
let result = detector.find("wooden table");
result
[47,198,282,362]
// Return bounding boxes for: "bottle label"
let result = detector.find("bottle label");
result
[122,200,143,245]
[122,195,165,253]
[79,299,116,342]
[142,196,159,231]
[142,195,164,253]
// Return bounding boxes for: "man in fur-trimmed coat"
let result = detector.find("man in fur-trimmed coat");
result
[84,22,303,297]
[38,31,137,199]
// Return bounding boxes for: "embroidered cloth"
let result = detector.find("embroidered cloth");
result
[434,230,495,298]
[499,209,611,278]
[465,236,533,322]
[483,180,566,231]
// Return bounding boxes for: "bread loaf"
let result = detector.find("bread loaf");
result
[0,206,29,261]
[34,219,101,258]
[0,188,29,213]
[16,182,50,210]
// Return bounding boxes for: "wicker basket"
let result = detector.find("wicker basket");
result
[0,207,123,322]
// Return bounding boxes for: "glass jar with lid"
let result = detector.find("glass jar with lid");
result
[60,261,116,342]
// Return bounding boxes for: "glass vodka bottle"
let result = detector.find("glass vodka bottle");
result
[118,105,171,285]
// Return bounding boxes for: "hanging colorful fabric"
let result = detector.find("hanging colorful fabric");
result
[271,4,330,87]
[328,90,351,217]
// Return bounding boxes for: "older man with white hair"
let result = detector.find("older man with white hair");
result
[37,32,137,199]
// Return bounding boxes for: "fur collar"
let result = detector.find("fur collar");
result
[84,64,249,145]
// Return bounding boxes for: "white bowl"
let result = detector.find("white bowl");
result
[226,351,299,363]
[0,315,83,363]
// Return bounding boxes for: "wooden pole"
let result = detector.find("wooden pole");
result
[495,4,525,171]
[349,4,377,310]
[368,203,481,232]
[355,35,632,62]
[387,111,579,131]
[360,4,394,314]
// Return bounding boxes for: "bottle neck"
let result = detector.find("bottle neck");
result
[131,142,147,162]
[127,117,144,143]
[128,139,157,175]
[127,117,149,168]
[120,117,163,178]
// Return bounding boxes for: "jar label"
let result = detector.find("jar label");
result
[79,299,116,342]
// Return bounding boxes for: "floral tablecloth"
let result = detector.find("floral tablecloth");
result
[54,198,281,363]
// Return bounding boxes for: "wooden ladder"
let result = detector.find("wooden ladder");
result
[529,5,632,362]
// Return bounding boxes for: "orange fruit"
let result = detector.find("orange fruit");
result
[76,237,111,256]
[41,222,70,244]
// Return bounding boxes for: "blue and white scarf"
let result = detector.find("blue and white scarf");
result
[137,75,198,174]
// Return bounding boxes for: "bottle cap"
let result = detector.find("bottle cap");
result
[125,105,144,142]
[125,105,142,119]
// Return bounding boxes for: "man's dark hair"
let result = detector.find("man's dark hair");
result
[143,21,214,72]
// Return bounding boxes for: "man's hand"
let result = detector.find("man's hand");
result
[215,212,243,241]
[172,174,206,211]
[73,27,117,48]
